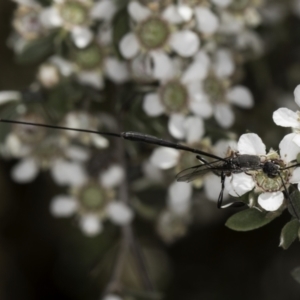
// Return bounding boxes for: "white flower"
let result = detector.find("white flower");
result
[106,202,134,225]
[150,138,235,202]
[273,84,300,147]
[39,0,116,49]
[225,133,300,212]
[187,49,253,128]
[168,181,192,215]
[194,6,219,35]
[50,164,133,236]
[119,1,200,60]
[143,48,253,129]
[142,53,208,137]
[62,112,109,148]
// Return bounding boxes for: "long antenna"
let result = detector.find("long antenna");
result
[0,118,226,161]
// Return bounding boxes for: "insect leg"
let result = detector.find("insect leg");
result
[278,173,300,221]
[217,172,226,209]
[196,155,220,176]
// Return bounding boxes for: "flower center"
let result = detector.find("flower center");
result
[203,76,225,103]
[80,184,107,211]
[60,1,88,26]
[73,44,103,69]
[137,17,170,50]
[160,81,188,112]
[230,0,250,11]
[254,170,290,193]
[180,0,204,6]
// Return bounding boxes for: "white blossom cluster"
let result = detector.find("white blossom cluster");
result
[1,0,267,242]
[11,0,129,89]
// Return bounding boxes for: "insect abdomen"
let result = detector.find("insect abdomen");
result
[235,155,261,168]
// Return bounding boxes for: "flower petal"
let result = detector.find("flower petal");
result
[142,159,164,182]
[214,139,237,157]
[143,93,165,116]
[119,33,140,59]
[258,192,284,211]
[66,146,90,162]
[213,49,234,78]
[211,0,232,7]
[290,167,300,184]
[107,202,134,225]
[279,133,300,163]
[92,135,109,148]
[181,51,209,83]
[71,26,93,49]
[77,71,104,89]
[177,5,193,21]
[50,195,78,217]
[168,181,192,215]
[169,30,200,57]
[128,1,151,22]
[237,133,266,155]
[195,7,219,35]
[162,4,185,24]
[90,0,117,21]
[293,134,300,148]
[100,164,124,188]
[148,51,175,81]
[214,103,235,128]
[39,7,62,28]
[79,214,102,237]
[273,108,300,128]
[184,115,204,143]
[50,56,74,76]
[168,114,185,139]
[189,98,213,118]
[11,157,39,183]
[226,85,254,108]
[0,91,21,104]
[294,84,300,107]
[150,147,179,169]
[51,160,87,186]
[105,57,129,83]
[225,173,255,197]
[204,173,228,201]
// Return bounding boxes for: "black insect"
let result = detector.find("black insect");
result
[0,118,299,217]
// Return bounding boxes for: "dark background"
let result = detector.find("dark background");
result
[1,0,300,299]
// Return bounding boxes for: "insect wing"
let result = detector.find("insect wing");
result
[176,160,225,182]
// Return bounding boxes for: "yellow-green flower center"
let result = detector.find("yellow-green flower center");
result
[80,184,107,211]
[160,81,188,112]
[254,170,289,193]
[203,76,224,103]
[137,17,170,50]
[230,0,250,11]
[60,2,88,25]
[74,44,103,69]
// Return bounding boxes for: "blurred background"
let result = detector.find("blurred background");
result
[2,0,300,299]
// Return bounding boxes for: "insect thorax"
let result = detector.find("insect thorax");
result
[254,159,291,193]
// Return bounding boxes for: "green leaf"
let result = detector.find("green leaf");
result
[288,190,300,218]
[225,208,273,231]
[113,7,130,58]
[291,266,300,284]
[16,31,57,64]
[279,219,300,249]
